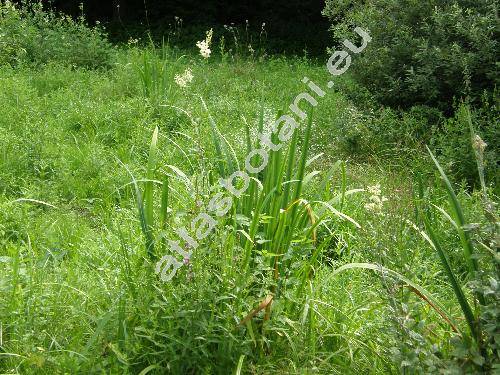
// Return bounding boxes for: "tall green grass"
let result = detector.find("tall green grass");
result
[135,39,185,110]
[170,104,362,326]
[131,101,365,343]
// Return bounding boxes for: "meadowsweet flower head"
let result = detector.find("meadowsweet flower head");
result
[127,37,139,45]
[196,28,213,58]
[174,68,194,88]
[364,184,388,213]
[367,184,381,196]
[472,134,487,154]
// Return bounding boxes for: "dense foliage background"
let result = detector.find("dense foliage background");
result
[323,0,499,112]
[19,0,332,54]
[323,0,498,187]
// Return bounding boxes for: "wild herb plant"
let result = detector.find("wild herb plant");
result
[206,104,366,321]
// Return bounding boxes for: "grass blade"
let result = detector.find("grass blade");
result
[426,146,478,275]
[234,355,245,375]
[160,174,169,230]
[145,126,159,230]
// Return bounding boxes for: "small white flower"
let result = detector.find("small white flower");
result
[196,41,211,58]
[196,28,213,59]
[472,134,487,153]
[364,184,388,213]
[367,184,381,196]
[174,68,194,88]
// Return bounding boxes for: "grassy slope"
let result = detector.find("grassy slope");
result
[0,49,476,373]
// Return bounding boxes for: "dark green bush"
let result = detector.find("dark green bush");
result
[323,0,499,113]
[0,1,113,68]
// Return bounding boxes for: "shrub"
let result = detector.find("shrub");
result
[322,0,499,113]
[0,1,113,68]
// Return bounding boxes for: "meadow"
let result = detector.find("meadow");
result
[0,2,498,374]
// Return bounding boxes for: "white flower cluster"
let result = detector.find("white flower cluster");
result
[472,134,487,153]
[174,68,194,88]
[364,184,388,213]
[127,37,139,45]
[196,28,213,59]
